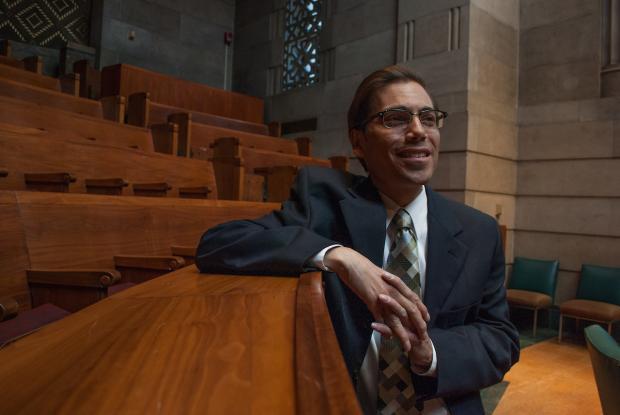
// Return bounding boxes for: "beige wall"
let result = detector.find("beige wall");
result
[516,0,620,303]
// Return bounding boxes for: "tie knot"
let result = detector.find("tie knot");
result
[388,209,415,239]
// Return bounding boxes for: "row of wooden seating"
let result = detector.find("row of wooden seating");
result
[0,190,279,315]
[0,95,154,152]
[0,123,217,198]
[102,63,265,123]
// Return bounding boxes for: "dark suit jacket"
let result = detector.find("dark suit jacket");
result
[196,166,519,415]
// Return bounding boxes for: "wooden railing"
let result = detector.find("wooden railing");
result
[0,267,361,414]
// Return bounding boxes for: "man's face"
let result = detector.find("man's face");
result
[350,81,440,204]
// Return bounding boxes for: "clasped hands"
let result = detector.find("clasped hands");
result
[324,247,433,371]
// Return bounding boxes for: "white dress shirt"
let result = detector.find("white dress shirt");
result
[312,186,449,414]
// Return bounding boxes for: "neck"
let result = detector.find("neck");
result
[377,182,423,207]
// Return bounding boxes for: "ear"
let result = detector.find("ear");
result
[349,128,366,159]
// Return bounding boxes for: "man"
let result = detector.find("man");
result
[196,66,519,415]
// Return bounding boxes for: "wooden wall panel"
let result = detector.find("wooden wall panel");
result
[102,64,264,124]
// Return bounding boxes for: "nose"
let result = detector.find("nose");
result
[405,115,427,140]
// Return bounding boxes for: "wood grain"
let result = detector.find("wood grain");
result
[0,62,60,91]
[0,268,358,414]
[0,78,102,118]
[0,127,216,197]
[102,64,264,123]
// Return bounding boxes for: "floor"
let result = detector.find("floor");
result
[481,323,603,415]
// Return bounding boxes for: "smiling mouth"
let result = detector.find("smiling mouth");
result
[396,148,431,159]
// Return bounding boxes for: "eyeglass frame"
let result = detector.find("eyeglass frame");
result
[357,107,449,130]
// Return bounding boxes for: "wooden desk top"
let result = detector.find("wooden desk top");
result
[0,267,360,414]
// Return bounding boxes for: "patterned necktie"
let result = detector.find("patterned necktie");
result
[378,208,421,414]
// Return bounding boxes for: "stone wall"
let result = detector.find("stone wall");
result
[93,0,235,88]
[516,0,620,303]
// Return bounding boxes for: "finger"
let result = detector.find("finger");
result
[379,295,419,348]
[381,286,429,342]
[371,322,392,336]
[378,295,421,343]
[382,273,430,322]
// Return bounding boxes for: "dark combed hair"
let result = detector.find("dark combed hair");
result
[347,65,430,132]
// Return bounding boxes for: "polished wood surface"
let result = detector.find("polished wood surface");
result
[128,92,270,135]
[0,126,216,197]
[0,268,360,414]
[0,190,279,307]
[0,95,153,152]
[102,64,264,123]
[0,78,102,118]
[0,61,60,91]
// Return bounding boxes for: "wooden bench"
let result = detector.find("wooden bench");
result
[208,137,334,201]
[0,60,60,91]
[0,77,104,118]
[0,268,361,414]
[0,125,215,197]
[127,92,277,136]
[165,112,308,158]
[0,190,279,313]
[101,63,264,123]
[0,95,156,152]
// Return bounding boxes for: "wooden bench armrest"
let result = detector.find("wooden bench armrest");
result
[26,269,122,288]
[296,272,362,413]
[170,245,196,257]
[24,172,76,185]
[59,73,80,96]
[295,136,311,156]
[178,186,212,198]
[85,178,128,188]
[268,121,281,137]
[22,56,43,74]
[113,255,186,271]
[100,95,126,123]
[151,122,179,155]
[0,296,19,321]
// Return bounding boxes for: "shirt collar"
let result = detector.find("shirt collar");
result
[379,186,428,235]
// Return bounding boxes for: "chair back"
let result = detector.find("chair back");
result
[577,265,620,306]
[584,325,620,415]
[508,257,559,298]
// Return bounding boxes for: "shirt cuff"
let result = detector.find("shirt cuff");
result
[310,244,342,271]
[411,340,437,377]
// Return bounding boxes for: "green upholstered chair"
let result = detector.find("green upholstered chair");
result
[506,257,559,337]
[559,264,620,342]
[584,325,620,415]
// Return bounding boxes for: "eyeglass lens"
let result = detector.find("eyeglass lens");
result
[382,109,443,129]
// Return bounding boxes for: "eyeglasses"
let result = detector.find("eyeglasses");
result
[361,108,448,130]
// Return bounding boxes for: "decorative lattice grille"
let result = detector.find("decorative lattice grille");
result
[0,0,91,48]
[282,0,322,91]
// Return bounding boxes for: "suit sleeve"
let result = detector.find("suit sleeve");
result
[195,168,338,275]
[415,221,520,399]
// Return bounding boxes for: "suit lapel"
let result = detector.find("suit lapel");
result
[339,178,386,267]
[424,188,468,320]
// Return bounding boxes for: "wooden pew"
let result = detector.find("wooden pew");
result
[0,96,155,152]
[0,268,361,414]
[101,63,264,123]
[208,137,332,200]
[127,92,274,136]
[169,113,309,159]
[73,59,101,100]
[0,60,60,91]
[0,125,215,197]
[0,77,103,118]
[0,190,279,312]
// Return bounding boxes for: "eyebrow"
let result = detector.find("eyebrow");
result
[382,105,435,112]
